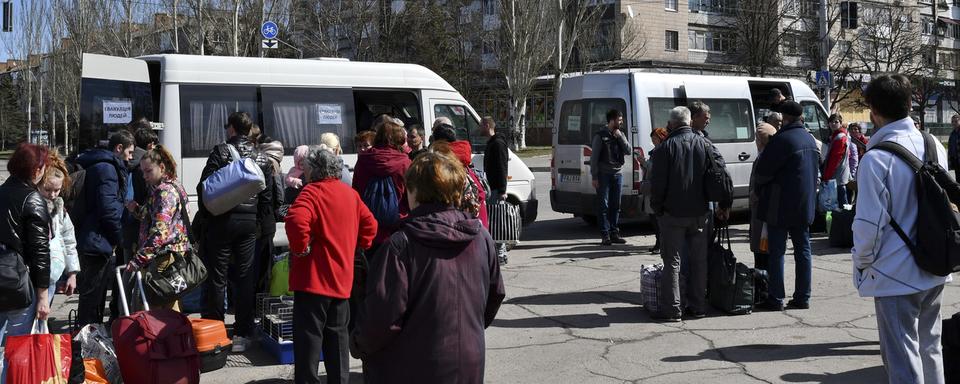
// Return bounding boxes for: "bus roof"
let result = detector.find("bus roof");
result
[135,54,457,91]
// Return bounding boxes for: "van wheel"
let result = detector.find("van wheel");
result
[581,215,598,226]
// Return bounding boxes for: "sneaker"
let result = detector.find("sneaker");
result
[786,300,810,310]
[756,301,784,312]
[231,336,249,353]
[610,232,627,244]
[684,308,707,319]
[498,254,509,266]
[650,312,682,323]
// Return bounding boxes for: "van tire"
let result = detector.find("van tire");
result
[581,215,598,226]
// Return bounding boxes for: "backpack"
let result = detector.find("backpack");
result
[472,166,492,197]
[872,133,960,277]
[701,137,733,204]
[362,176,400,227]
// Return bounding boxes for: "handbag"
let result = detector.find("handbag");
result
[487,200,522,244]
[142,191,208,303]
[0,243,33,311]
[818,179,839,212]
[201,143,266,216]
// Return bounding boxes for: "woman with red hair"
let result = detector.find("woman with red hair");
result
[0,143,52,382]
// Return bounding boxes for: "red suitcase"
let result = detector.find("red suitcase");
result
[111,267,201,384]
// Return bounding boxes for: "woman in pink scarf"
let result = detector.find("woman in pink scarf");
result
[286,145,311,189]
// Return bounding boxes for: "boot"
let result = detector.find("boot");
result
[610,231,627,244]
[601,233,612,246]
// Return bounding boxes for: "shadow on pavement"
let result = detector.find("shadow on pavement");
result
[535,244,648,260]
[246,373,365,384]
[780,365,886,383]
[492,305,646,329]
[506,291,644,306]
[662,341,879,364]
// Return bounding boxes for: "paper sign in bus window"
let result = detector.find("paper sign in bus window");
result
[736,126,749,139]
[317,104,343,125]
[451,106,465,116]
[103,100,133,124]
[568,116,581,132]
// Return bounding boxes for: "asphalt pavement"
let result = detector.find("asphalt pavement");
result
[45,154,959,383]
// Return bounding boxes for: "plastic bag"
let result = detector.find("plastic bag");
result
[73,324,122,384]
[82,359,109,384]
[759,223,769,253]
[818,180,839,212]
[269,252,293,297]
[4,320,71,384]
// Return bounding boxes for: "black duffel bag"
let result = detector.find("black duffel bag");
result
[707,225,754,315]
[0,244,33,311]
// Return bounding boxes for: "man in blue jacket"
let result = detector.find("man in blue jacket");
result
[753,100,819,311]
[75,130,134,326]
[853,75,950,384]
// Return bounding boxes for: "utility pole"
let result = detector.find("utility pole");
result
[174,0,179,52]
[199,0,204,55]
[820,0,831,113]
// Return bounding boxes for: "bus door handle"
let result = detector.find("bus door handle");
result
[738,152,751,161]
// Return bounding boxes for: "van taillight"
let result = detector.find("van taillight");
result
[632,147,645,191]
[582,146,592,157]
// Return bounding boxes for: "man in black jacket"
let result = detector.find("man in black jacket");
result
[75,130,134,326]
[197,111,274,353]
[482,116,510,265]
[650,106,714,322]
[590,109,631,246]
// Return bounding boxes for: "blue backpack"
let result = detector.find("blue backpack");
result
[362,176,400,227]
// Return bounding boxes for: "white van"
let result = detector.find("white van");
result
[79,53,538,246]
[550,71,829,222]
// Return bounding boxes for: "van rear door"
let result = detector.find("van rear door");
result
[79,54,155,150]
[680,80,758,202]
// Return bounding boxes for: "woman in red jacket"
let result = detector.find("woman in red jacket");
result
[352,120,411,251]
[285,147,378,384]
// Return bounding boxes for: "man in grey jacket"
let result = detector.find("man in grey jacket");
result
[650,106,713,321]
[590,109,631,246]
[853,75,950,384]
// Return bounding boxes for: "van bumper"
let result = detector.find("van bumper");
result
[519,199,538,226]
[550,190,644,217]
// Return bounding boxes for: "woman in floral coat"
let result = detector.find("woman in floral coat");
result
[124,145,191,309]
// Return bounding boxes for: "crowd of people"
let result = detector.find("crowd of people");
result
[0,110,510,384]
[594,75,952,383]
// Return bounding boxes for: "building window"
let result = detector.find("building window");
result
[665,0,678,10]
[687,30,731,52]
[922,17,934,35]
[665,30,679,50]
[782,34,802,56]
[689,0,734,14]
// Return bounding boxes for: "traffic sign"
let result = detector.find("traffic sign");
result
[816,70,832,88]
[261,21,278,39]
[262,39,278,49]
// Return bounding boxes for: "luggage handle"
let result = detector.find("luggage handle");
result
[114,266,150,316]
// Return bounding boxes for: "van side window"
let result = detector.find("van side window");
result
[649,98,753,143]
[262,87,357,154]
[179,85,260,158]
[434,104,482,150]
[801,101,830,142]
[558,99,626,145]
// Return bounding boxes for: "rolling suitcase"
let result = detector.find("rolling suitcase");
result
[189,319,231,373]
[112,267,201,384]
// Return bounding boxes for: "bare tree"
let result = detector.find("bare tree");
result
[491,0,556,150]
[729,0,803,77]
[1,0,49,143]
[552,0,604,96]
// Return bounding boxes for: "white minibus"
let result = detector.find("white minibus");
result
[550,71,829,223]
[79,54,538,247]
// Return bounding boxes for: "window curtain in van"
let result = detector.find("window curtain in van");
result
[272,103,313,149]
[189,101,257,153]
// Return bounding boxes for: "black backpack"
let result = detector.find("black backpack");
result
[872,133,960,277]
[700,137,733,205]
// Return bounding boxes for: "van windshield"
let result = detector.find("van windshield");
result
[558,99,627,145]
[648,98,754,143]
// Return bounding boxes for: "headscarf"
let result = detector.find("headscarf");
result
[285,145,310,188]
[651,127,668,143]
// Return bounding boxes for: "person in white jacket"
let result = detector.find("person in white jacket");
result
[852,74,950,384]
[38,152,80,304]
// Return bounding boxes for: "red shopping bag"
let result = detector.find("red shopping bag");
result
[4,320,72,384]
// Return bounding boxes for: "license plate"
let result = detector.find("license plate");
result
[560,174,580,183]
